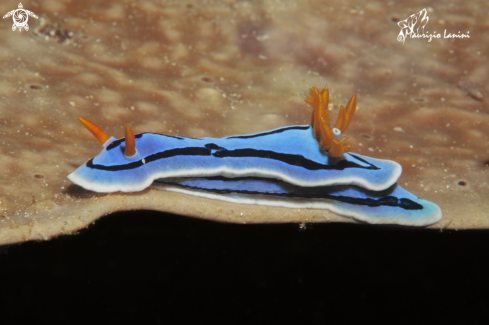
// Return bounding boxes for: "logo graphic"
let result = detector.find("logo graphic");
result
[396,8,470,44]
[397,8,429,44]
[3,3,38,32]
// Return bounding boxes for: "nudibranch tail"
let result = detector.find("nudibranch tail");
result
[78,117,111,145]
[305,86,357,157]
[124,125,136,157]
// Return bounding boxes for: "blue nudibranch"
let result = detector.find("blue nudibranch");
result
[68,86,442,226]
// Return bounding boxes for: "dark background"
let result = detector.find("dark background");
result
[0,211,487,324]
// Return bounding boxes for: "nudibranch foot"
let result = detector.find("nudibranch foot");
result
[305,86,357,157]
[153,177,442,226]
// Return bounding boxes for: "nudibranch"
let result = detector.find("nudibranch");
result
[68,86,442,226]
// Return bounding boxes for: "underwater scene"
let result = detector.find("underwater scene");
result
[0,0,487,245]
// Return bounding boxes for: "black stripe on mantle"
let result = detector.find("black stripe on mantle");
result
[86,145,380,172]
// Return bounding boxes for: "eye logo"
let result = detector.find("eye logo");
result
[2,3,38,32]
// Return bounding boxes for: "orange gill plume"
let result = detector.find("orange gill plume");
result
[304,86,357,157]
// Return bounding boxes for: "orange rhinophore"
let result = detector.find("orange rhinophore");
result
[78,117,111,144]
[304,86,357,157]
[124,125,136,157]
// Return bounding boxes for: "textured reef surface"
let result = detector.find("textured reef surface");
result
[0,0,488,245]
